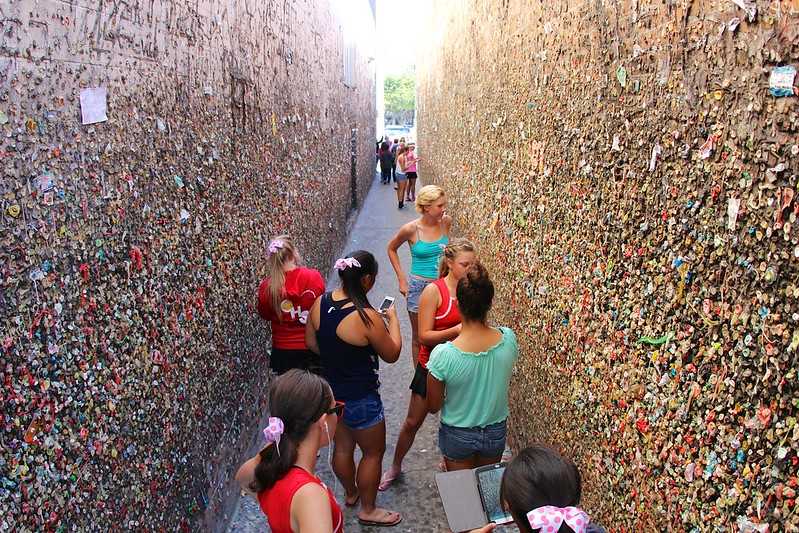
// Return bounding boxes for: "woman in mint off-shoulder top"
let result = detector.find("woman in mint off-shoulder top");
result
[426,261,518,471]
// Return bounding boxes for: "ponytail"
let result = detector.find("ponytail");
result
[336,250,378,327]
[265,235,299,320]
[438,237,476,278]
[250,370,332,492]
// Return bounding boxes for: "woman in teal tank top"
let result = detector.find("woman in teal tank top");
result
[387,185,452,368]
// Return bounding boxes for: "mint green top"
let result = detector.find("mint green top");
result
[410,232,448,279]
[427,327,518,428]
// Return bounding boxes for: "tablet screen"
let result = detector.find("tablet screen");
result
[475,464,513,524]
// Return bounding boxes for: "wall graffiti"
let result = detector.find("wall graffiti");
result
[418,0,798,530]
[0,1,375,530]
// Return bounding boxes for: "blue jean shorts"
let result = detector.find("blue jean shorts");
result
[342,391,385,430]
[406,276,432,313]
[438,419,507,461]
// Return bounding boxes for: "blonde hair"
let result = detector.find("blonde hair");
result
[439,238,475,278]
[415,185,445,214]
[266,235,299,319]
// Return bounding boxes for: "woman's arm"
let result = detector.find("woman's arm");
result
[235,452,263,495]
[386,223,414,297]
[426,373,445,413]
[304,297,322,355]
[418,284,460,346]
[291,483,334,533]
[364,306,402,363]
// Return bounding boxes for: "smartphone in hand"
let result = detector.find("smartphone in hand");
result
[379,296,395,314]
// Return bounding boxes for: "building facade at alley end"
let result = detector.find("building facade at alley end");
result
[0,0,376,530]
[418,0,799,531]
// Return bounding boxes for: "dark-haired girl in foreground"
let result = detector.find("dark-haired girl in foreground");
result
[235,370,344,533]
[306,250,403,527]
[427,261,518,471]
[469,446,605,533]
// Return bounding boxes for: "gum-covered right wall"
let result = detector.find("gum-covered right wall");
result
[417,0,799,529]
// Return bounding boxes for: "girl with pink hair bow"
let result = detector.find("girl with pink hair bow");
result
[468,446,605,533]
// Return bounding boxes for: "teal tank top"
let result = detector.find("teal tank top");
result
[410,227,448,279]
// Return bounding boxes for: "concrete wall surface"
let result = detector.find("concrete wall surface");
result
[418,0,798,530]
[0,0,374,530]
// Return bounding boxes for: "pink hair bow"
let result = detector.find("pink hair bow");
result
[527,506,589,533]
[263,417,284,455]
[267,240,284,255]
[334,257,361,271]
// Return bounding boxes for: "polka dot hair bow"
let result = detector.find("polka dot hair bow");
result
[334,257,361,270]
[263,417,285,455]
[526,506,589,533]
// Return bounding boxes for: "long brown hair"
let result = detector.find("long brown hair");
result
[266,235,298,319]
[438,238,475,278]
[250,370,333,492]
[337,250,378,327]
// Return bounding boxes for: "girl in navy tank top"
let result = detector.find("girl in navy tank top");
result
[305,250,404,527]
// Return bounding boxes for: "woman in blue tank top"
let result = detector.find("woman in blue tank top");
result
[387,185,452,369]
[305,250,403,527]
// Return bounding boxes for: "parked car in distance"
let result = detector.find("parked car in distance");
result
[383,125,416,143]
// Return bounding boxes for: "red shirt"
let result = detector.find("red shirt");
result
[257,267,325,350]
[417,278,461,368]
[258,466,344,533]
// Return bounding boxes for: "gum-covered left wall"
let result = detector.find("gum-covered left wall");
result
[0,1,376,530]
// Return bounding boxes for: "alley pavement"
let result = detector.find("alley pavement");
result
[226,173,451,532]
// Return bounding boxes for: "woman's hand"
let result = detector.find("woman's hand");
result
[398,277,409,297]
[468,524,497,533]
[384,304,398,323]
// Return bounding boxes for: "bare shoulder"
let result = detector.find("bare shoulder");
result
[398,220,419,239]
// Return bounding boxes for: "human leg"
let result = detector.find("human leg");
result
[379,389,428,490]
[349,397,401,525]
[396,180,407,208]
[332,420,359,504]
[407,177,416,201]
[408,311,420,367]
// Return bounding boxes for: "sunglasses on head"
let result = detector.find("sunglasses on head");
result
[326,400,345,417]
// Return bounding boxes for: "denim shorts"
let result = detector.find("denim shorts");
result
[342,391,384,430]
[406,276,432,313]
[395,171,408,182]
[438,419,507,461]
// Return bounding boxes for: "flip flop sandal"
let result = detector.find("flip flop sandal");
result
[378,471,401,491]
[357,512,402,527]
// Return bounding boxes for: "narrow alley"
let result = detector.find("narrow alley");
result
[1,0,798,532]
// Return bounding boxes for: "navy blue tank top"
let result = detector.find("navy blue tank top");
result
[316,292,380,401]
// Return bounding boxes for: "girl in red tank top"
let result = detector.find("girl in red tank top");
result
[380,239,476,491]
[255,236,326,375]
[236,370,344,532]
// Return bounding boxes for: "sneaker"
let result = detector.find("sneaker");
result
[398,201,403,209]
